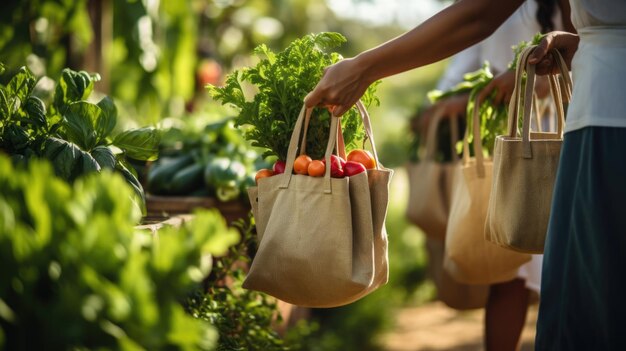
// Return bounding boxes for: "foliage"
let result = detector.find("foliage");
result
[0,0,92,80]
[0,65,159,213]
[0,155,248,350]
[207,32,380,160]
[186,217,316,351]
[508,33,546,71]
[427,62,507,156]
[110,0,198,122]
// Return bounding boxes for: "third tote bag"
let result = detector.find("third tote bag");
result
[484,46,572,254]
[405,108,460,240]
[444,96,531,285]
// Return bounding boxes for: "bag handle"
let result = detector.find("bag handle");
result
[355,100,383,170]
[419,106,460,162]
[462,96,486,177]
[280,105,340,193]
[297,101,382,170]
[507,46,571,159]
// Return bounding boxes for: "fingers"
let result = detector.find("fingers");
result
[332,104,351,117]
[478,80,496,105]
[528,33,553,65]
[304,88,321,108]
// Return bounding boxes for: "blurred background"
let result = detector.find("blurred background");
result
[0,0,461,350]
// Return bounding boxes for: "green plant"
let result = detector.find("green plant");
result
[0,154,245,350]
[186,217,317,351]
[0,64,159,212]
[207,32,380,161]
[427,62,507,156]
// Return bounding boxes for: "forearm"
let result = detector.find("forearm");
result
[356,0,525,84]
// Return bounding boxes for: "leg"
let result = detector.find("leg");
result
[484,278,530,351]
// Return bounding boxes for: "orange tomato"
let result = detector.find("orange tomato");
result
[307,160,326,177]
[255,168,274,184]
[347,149,376,169]
[293,155,312,175]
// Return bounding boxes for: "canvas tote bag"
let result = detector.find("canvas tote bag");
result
[426,238,489,310]
[405,108,460,240]
[485,46,572,254]
[444,96,531,285]
[245,102,393,307]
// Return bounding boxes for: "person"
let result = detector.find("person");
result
[413,2,569,349]
[304,0,626,349]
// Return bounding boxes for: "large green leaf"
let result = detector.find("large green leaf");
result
[53,69,100,111]
[42,137,101,181]
[115,162,146,215]
[4,124,30,151]
[63,101,101,151]
[24,96,47,131]
[91,145,117,169]
[0,87,9,121]
[7,66,36,105]
[96,96,117,143]
[113,127,160,161]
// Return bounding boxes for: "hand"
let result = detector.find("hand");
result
[478,70,551,107]
[414,94,469,136]
[477,70,516,106]
[304,57,374,117]
[528,31,580,75]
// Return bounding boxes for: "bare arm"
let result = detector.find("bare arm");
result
[305,0,525,115]
[558,0,577,34]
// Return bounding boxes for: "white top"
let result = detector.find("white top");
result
[564,0,626,132]
[438,0,562,91]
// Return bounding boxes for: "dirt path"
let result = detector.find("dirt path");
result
[381,301,538,351]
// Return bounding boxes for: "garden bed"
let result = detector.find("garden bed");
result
[146,194,251,223]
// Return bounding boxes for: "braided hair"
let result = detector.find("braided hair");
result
[536,0,557,33]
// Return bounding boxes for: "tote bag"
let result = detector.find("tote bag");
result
[444,97,531,285]
[245,102,393,308]
[426,237,489,310]
[405,109,460,240]
[485,46,572,254]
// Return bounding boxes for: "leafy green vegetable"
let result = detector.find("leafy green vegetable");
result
[508,33,546,71]
[426,62,507,156]
[207,32,380,160]
[113,127,160,161]
[0,154,248,350]
[0,63,159,210]
[53,68,100,112]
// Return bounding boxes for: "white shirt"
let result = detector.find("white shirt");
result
[564,0,626,132]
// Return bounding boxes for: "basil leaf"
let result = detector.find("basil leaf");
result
[42,137,101,181]
[54,69,100,110]
[113,127,160,161]
[96,96,117,141]
[0,86,9,120]
[7,67,36,104]
[116,161,146,215]
[63,101,101,151]
[91,145,117,169]
[24,96,47,131]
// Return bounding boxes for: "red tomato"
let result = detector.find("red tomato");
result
[323,155,344,178]
[273,160,286,174]
[344,161,366,177]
